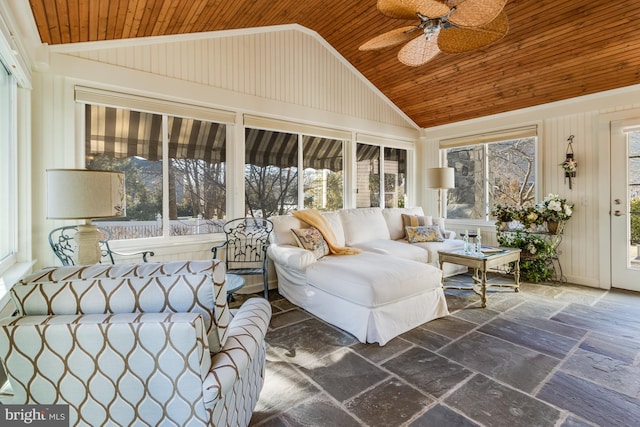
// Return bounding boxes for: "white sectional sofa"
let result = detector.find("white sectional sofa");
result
[267,207,466,345]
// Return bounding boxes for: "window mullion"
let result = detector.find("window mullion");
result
[162,114,170,237]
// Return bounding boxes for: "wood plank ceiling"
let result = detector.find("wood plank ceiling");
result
[28,0,640,128]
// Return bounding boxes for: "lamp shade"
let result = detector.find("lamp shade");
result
[46,169,125,219]
[425,167,455,189]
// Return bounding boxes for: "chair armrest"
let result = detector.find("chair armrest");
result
[202,298,271,407]
[267,244,317,270]
[443,231,456,239]
[110,249,155,262]
[211,241,228,259]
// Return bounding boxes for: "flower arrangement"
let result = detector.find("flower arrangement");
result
[560,157,577,175]
[539,193,573,223]
[496,230,555,282]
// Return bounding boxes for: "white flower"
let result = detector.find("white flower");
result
[565,205,572,216]
[548,200,562,211]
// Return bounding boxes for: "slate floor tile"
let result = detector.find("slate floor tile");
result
[345,378,434,426]
[560,348,640,398]
[409,404,479,427]
[383,346,473,398]
[537,371,640,427]
[579,331,640,364]
[350,337,412,364]
[299,348,389,402]
[277,394,362,427]
[419,315,477,339]
[503,299,565,319]
[269,308,311,329]
[479,317,578,359]
[445,374,560,427]
[251,360,320,425]
[439,331,560,393]
[452,306,499,325]
[400,324,452,351]
[502,314,588,340]
[267,318,359,366]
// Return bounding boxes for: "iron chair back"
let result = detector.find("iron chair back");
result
[48,225,153,266]
[212,217,274,298]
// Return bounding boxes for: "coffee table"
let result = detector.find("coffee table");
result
[438,247,521,308]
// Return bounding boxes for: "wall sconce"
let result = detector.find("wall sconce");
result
[561,135,577,189]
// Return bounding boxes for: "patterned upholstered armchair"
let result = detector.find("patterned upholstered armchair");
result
[0,260,271,426]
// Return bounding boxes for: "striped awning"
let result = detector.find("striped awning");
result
[85,105,369,171]
[86,105,226,163]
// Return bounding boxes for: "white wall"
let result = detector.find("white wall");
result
[420,85,640,289]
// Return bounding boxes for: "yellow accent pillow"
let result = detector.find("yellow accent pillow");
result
[405,225,444,243]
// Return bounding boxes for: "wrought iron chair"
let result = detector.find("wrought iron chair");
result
[48,225,154,266]
[212,217,274,299]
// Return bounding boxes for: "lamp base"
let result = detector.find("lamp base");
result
[75,222,102,265]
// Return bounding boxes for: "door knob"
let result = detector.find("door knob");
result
[614,210,625,216]
[614,199,622,205]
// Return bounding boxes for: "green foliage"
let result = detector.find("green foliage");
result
[497,230,555,283]
[519,258,554,283]
[632,197,640,243]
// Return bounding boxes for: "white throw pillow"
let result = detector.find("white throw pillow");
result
[339,208,390,246]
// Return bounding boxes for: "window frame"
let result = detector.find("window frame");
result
[0,61,17,276]
[440,126,539,225]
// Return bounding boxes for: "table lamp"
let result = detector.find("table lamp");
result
[46,169,125,265]
[425,167,455,217]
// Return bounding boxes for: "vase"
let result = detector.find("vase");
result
[547,221,560,234]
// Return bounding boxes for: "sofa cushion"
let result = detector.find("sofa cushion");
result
[351,239,429,263]
[322,211,346,247]
[306,252,442,307]
[291,227,330,259]
[383,207,424,240]
[270,215,307,246]
[340,207,390,246]
[405,225,444,243]
[411,238,465,264]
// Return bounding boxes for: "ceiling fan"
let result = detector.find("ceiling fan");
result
[359,0,509,66]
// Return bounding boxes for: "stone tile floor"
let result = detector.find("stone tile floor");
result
[232,273,640,427]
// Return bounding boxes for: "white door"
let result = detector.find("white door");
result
[610,120,640,291]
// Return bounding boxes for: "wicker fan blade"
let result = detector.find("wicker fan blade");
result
[359,26,420,51]
[438,11,508,53]
[398,34,441,67]
[448,0,508,27]
[378,0,450,20]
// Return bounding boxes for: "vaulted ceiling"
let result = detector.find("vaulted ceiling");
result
[28,0,640,128]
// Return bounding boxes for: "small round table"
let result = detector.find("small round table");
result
[225,273,245,301]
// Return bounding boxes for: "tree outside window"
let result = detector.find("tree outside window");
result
[446,137,537,220]
[85,104,227,238]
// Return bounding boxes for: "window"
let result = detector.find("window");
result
[244,128,299,217]
[303,136,343,211]
[84,104,227,238]
[0,62,16,272]
[445,132,537,220]
[356,143,408,208]
[244,129,346,215]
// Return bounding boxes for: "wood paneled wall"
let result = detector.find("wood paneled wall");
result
[61,28,413,129]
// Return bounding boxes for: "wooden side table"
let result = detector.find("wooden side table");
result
[438,247,521,308]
